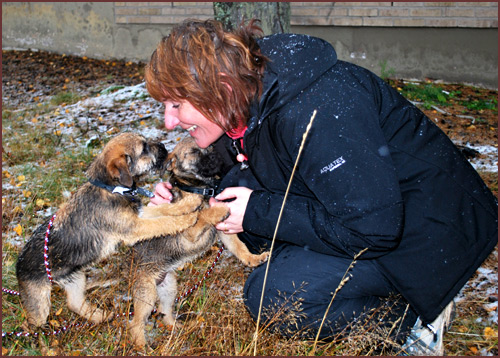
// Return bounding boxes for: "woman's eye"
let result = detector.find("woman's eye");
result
[172,103,180,109]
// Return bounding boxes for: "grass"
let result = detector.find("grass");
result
[394,79,498,114]
[50,91,82,106]
[2,76,498,356]
[397,82,458,109]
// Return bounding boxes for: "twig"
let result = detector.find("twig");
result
[251,110,317,356]
[409,100,477,121]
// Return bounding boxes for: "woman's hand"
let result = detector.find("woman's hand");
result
[148,182,174,206]
[210,187,253,234]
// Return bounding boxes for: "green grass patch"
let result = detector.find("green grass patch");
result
[461,97,498,112]
[50,91,81,106]
[100,85,125,95]
[397,82,459,109]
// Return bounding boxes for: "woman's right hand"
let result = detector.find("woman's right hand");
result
[148,181,174,206]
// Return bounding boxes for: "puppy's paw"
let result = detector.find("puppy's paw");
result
[199,206,229,225]
[21,320,46,333]
[88,308,114,324]
[127,322,148,349]
[241,251,270,267]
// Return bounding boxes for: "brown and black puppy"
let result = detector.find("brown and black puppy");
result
[16,133,202,330]
[127,137,269,348]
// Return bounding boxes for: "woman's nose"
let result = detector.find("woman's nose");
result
[164,108,179,130]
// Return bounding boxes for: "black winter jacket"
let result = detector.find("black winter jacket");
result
[215,34,498,324]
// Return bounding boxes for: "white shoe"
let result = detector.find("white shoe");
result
[401,300,455,356]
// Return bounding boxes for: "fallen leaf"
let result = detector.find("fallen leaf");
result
[468,346,478,354]
[484,326,496,339]
[49,320,60,328]
[13,224,23,236]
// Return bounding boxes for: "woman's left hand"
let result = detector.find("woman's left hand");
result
[209,187,253,234]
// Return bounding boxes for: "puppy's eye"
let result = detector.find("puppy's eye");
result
[142,142,150,154]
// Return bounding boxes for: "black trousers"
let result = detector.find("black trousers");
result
[239,233,418,343]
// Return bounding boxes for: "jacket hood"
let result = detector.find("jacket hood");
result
[248,34,337,131]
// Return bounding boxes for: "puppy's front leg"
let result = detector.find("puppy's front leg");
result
[125,213,198,246]
[141,194,203,219]
[219,233,269,267]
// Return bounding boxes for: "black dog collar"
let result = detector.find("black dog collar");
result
[172,179,220,198]
[89,179,155,198]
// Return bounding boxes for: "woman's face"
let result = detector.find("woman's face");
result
[163,100,225,148]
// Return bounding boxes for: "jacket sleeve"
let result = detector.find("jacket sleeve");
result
[242,71,405,259]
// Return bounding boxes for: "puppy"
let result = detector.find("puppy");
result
[127,137,269,348]
[16,132,202,329]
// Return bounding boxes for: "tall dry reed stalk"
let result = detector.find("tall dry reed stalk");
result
[251,109,317,356]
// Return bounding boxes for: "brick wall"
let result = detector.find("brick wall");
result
[115,2,498,28]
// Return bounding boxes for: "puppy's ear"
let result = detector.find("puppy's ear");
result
[107,156,133,187]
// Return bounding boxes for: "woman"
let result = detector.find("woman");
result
[145,19,497,354]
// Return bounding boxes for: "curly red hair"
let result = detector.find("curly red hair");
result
[145,19,268,133]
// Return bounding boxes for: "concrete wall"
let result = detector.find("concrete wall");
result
[2,2,498,88]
